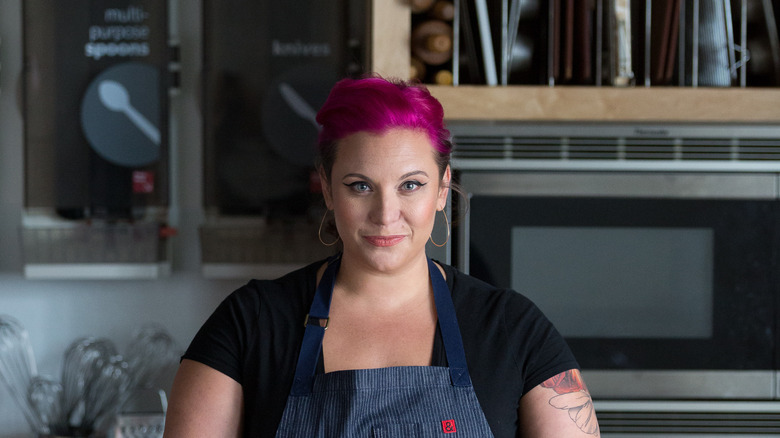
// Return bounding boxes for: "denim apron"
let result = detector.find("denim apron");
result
[274,255,495,437]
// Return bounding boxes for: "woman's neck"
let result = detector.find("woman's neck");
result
[334,252,433,312]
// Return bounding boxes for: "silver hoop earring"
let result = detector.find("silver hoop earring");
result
[318,209,340,246]
[429,209,450,248]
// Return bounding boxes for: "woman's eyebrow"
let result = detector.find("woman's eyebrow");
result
[341,173,371,181]
[399,170,428,180]
[341,171,429,182]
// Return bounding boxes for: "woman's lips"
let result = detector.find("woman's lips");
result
[363,235,405,247]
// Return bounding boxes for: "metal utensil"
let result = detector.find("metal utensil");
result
[0,315,43,432]
[58,337,117,430]
[81,354,130,432]
[124,325,179,391]
[28,375,62,434]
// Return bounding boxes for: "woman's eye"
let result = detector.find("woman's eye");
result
[401,181,425,191]
[346,181,371,192]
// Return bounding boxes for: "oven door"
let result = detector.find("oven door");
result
[457,171,780,399]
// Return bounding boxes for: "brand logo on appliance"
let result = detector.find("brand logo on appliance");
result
[633,127,670,136]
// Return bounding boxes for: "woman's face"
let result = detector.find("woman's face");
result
[321,128,450,274]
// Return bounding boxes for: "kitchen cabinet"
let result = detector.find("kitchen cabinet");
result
[20,1,173,279]
[198,0,366,278]
[369,0,780,123]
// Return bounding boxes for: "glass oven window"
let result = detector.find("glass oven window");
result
[511,226,714,339]
[464,196,778,370]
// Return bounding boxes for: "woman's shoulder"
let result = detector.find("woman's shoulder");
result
[249,257,323,290]
[438,261,578,415]
[440,262,539,311]
[439,261,561,345]
[222,257,327,314]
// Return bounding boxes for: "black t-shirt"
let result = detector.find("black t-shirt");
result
[183,258,578,437]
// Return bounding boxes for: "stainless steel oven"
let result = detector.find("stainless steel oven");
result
[450,121,780,435]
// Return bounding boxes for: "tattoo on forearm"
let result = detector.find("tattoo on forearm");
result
[541,370,600,436]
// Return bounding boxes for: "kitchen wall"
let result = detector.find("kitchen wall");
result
[0,1,246,434]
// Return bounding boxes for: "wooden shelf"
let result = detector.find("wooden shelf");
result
[370,0,780,124]
[428,85,780,122]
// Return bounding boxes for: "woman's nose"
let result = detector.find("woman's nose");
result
[370,191,401,225]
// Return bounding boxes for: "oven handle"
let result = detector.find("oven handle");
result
[459,171,780,199]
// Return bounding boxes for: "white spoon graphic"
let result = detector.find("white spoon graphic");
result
[98,80,161,145]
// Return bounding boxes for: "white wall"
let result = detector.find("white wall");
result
[0,1,245,435]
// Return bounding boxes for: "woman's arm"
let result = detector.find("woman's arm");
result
[518,369,600,437]
[163,359,244,437]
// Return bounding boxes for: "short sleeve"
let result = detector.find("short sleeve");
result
[505,295,579,395]
[181,285,259,384]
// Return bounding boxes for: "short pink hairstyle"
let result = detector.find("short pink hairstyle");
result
[315,75,452,181]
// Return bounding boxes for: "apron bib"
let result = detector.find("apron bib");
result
[274,256,494,437]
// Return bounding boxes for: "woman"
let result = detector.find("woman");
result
[164,76,600,437]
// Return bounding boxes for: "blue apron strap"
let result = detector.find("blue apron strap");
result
[428,258,472,387]
[290,255,340,396]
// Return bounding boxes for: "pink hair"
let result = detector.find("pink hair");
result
[315,76,452,179]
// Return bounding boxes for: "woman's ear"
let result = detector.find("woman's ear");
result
[438,165,451,210]
[319,167,334,210]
